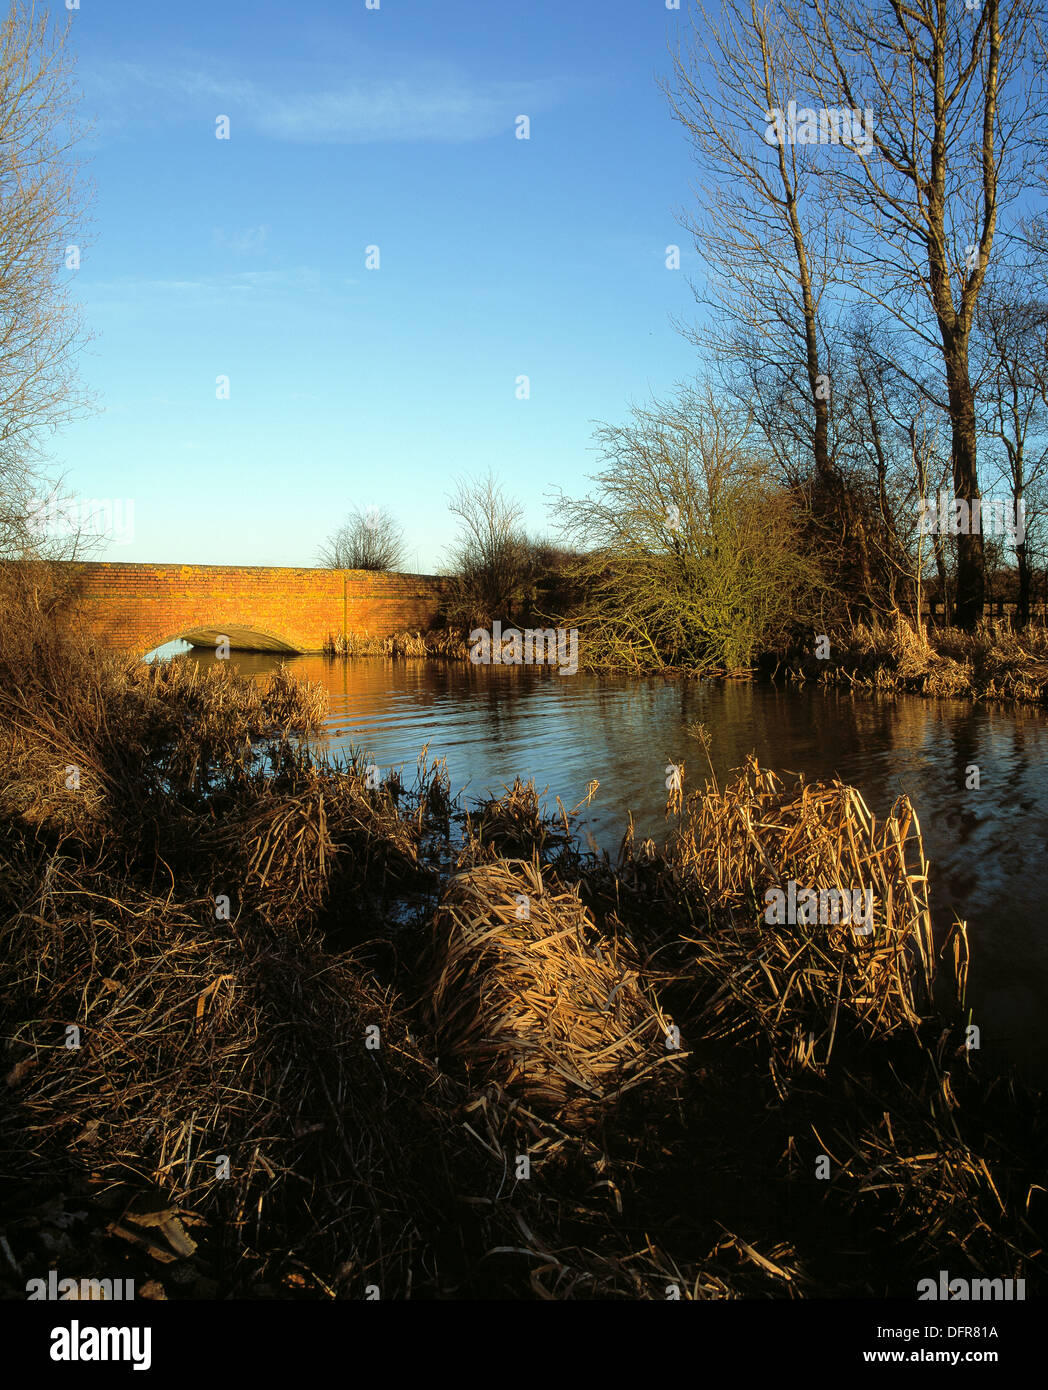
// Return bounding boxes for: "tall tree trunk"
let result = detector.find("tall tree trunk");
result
[1016,527,1030,629]
[943,335,986,628]
[934,534,950,626]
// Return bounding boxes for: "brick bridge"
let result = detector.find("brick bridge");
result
[60,562,447,655]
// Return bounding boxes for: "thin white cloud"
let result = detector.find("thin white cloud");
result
[251,79,547,143]
[85,57,555,144]
[234,269,313,288]
[82,268,322,301]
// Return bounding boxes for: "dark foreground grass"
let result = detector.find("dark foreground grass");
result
[1,567,1045,1299]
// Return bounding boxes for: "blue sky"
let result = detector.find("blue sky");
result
[48,0,703,571]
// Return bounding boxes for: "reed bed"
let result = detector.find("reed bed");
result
[660,756,938,1096]
[1,577,474,1295]
[322,630,468,659]
[459,776,596,870]
[0,848,470,1298]
[787,617,1048,703]
[1,573,1045,1298]
[204,749,446,927]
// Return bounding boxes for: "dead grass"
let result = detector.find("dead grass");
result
[662,754,937,1096]
[0,848,467,1297]
[421,856,684,1125]
[797,617,1048,702]
[1,567,1045,1299]
[323,630,468,659]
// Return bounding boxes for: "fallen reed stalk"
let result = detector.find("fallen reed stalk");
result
[421,856,685,1124]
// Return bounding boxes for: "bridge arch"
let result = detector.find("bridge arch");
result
[145,624,303,657]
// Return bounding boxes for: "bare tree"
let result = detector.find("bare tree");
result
[789,0,1043,627]
[973,275,1048,626]
[443,472,534,628]
[318,506,406,571]
[839,316,955,622]
[0,3,94,558]
[662,0,877,612]
[552,385,824,669]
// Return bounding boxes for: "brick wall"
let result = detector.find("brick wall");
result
[57,562,447,654]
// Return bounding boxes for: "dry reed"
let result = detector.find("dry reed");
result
[794,617,1048,703]
[421,857,685,1124]
[662,756,938,1095]
[322,630,468,659]
[1,569,1045,1299]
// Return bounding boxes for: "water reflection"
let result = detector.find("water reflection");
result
[186,649,1048,1076]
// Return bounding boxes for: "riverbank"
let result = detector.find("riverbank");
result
[2,588,1045,1299]
[321,618,1048,707]
[771,618,1048,704]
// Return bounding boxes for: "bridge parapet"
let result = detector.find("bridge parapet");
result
[54,562,447,655]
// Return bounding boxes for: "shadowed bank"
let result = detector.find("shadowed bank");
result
[1,566,1045,1300]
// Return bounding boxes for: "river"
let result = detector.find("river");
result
[172,645,1048,1078]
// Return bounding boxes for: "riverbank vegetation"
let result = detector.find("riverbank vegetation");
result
[773,617,1048,704]
[368,374,1048,699]
[387,0,1048,692]
[321,628,468,659]
[322,612,1048,705]
[2,571,1045,1299]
